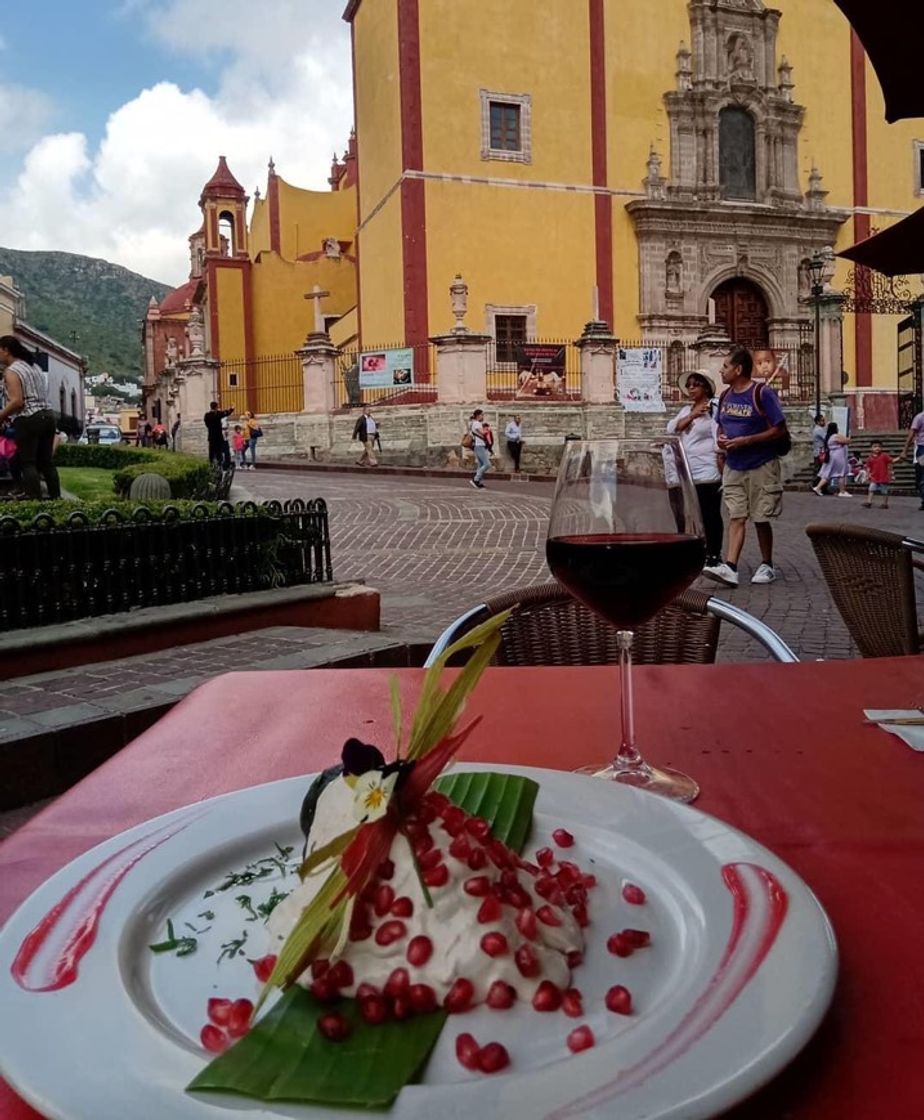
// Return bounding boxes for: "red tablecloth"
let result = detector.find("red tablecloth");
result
[2,660,924,1118]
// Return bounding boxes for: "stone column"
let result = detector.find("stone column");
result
[575,321,617,404]
[817,293,846,397]
[174,356,219,456]
[431,331,490,403]
[297,331,341,415]
[691,322,733,383]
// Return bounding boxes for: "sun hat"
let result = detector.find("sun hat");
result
[678,369,716,397]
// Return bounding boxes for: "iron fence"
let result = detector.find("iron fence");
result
[0,499,332,632]
[218,353,304,416]
[486,338,582,401]
[619,337,817,407]
[334,342,438,409]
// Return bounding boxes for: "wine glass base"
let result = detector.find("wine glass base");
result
[574,761,700,804]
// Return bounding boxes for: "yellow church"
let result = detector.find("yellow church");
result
[145,0,924,430]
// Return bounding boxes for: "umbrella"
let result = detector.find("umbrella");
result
[833,1,924,123]
[838,206,924,276]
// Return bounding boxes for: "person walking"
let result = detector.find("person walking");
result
[469,408,491,489]
[171,413,181,451]
[862,440,893,509]
[667,371,723,569]
[898,406,924,510]
[204,401,234,466]
[811,413,826,472]
[231,425,248,468]
[0,336,62,500]
[704,348,788,588]
[505,414,523,473]
[241,410,262,470]
[352,404,378,466]
[812,422,851,498]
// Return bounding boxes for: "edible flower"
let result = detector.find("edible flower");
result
[352,770,398,823]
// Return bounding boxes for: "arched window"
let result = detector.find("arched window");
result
[71,389,78,418]
[218,211,235,256]
[59,383,66,416]
[719,107,756,200]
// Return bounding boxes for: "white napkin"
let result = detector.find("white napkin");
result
[865,710,924,752]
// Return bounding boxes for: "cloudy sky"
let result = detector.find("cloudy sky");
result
[0,1,353,287]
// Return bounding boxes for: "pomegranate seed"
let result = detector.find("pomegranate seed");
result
[567,1025,595,1053]
[477,1041,510,1073]
[359,995,389,1025]
[449,834,472,861]
[412,831,435,857]
[477,896,502,924]
[582,873,598,890]
[409,983,438,1014]
[310,959,330,980]
[416,802,438,824]
[515,907,538,940]
[553,828,575,848]
[310,976,339,1003]
[506,885,532,910]
[418,847,443,871]
[562,988,584,1018]
[536,847,555,868]
[404,818,429,840]
[535,876,561,901]
[250,954,277,983]
[384,967,410,998]
[392,994,412,1020]
[375,920,408,947]
[207,997,232,1027]
[467,847,488,871]
[486,980,517,1009]
[318,1012,352,1042]
[349,920,373,942]
[620,928,651,949]
[443,977,475,1014]
[605,985,633,1015]
[572,903,589,928]
[328,960,354,990]
[373,883,396,917]
[226,998,254,1038]
[537,905,562,927]
[557,861,581,885]
[378,858,395,880]
[466,816,492,841]
[356,982,380,999]
[606,933,633,958]
[423,863,450,888]
[519,860,541,876]
[488,840,513,869]
[566,950,584,969]
[424,790,450,814]
[441,806,466,835]
[455,1031,481,1071]
[532,980,562,1012]
[515,944,540,978]
[200,1024,229,1053]
[391,895,414,918]
[622,882,646,905]
[480,931,509,957]
[407,935,434,967]
[464,875,491,897]
[565,884,588,907]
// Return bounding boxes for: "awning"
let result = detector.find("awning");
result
[833,1,924,123]
[838,206,924,276]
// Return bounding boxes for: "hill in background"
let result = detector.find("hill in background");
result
[0,247,172,381]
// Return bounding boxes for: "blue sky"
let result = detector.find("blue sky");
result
[0,1,353,284]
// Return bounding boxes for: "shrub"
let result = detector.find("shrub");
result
[54,444,151,470]
[0,499,230,528]
[53,443,211,499]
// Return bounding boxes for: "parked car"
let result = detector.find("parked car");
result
[78,424,124,446]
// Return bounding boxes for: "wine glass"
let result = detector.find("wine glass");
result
[546,438,706,802]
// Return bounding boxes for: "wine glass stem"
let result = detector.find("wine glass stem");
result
[616,630,642,768]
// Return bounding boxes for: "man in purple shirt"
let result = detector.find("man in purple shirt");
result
[898,408,924,510]
[703,348,788,587]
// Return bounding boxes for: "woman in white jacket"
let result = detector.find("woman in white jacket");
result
[666,370,723,568]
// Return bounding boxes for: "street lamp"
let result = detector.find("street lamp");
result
[807,252,826,421]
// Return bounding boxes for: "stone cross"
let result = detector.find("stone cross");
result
[304,284,331,335]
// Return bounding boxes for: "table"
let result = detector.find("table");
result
[2,659,924,1119]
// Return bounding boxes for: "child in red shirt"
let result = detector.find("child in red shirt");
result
[863,441,892,509]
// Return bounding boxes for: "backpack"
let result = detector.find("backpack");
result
[719,382,791,458]
[251,425,263,438]
[461,430,474,450]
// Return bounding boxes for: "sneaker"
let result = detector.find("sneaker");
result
[469,479,480,489]
[836,491,851,498]
[702,561,739,587]
[751,563,777,584]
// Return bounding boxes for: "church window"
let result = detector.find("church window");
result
[480,90,532,164]
[218,211,235,256]
[719,107,756,200]
[914,140,924,196]
[59,383,66,416]
[494,314,528,364]
[70,389,77,418]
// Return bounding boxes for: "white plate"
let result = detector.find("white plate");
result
[0,766,836,1120]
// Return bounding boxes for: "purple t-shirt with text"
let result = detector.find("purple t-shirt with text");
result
[718,383,786,471]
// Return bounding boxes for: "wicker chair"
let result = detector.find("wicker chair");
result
[806,523,924,658]
[425,583,798,668]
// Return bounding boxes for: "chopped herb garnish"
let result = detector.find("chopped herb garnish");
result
[185,921,212,935]
[203,842,298,899]
[149,918,198,958]
[257,887,290,921]
[218,930,249,965]
[236,895,259,922]
[198,909,215,921]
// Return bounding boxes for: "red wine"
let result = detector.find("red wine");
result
[546,533,706,629]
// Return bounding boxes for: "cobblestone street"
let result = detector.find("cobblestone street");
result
[245,468,924,662]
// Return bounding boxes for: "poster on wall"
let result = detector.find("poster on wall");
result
[617,347,665,412]
[514,343,567,398]
[359,347,415,389]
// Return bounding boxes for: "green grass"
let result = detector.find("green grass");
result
[58,467,117,502]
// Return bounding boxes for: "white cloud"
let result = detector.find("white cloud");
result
[0,1,352,285]
[0,82,55,153]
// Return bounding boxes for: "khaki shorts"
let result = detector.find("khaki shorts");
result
[723,459,783,522]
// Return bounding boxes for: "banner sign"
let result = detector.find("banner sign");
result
[514,343,566,397]
[359,347,414,388]
[617,347,665,412]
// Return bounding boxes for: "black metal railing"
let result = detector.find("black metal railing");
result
[334,342,439,409]
[0,499,333,632]
[486,338,581,401]
[218,353,304,415]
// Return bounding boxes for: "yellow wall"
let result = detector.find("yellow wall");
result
[250,254,356,357]
[276,177,357,261]
[353,0,402,219]
[330,305,358,349]
[215,267,246,365]
[357,189,405,344]
[249,196,270,256]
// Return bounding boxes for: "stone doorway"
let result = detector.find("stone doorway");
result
[711,278,769,347]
